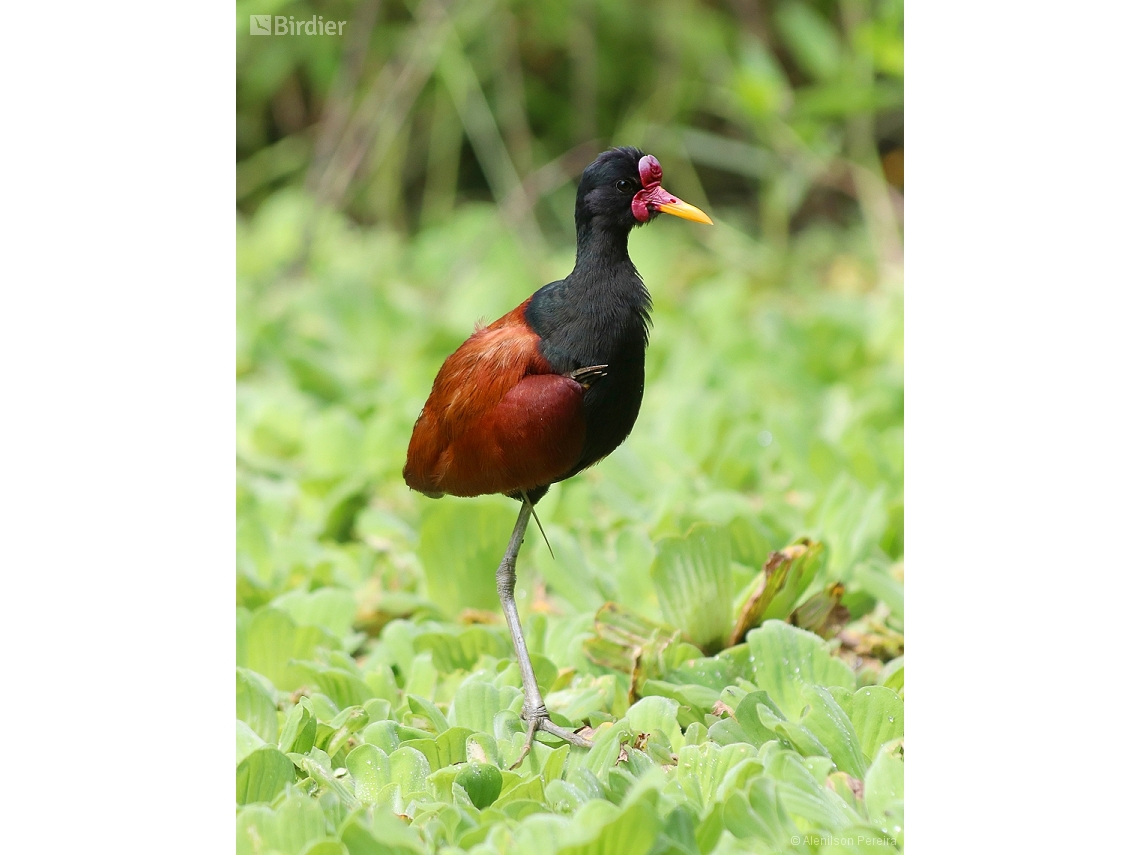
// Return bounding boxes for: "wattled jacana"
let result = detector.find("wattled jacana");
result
[404,147,712,762]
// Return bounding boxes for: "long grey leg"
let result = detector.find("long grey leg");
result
[496,502,545,717]
[496,500,592,768]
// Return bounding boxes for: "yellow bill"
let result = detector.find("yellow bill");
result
[657,199,714,225]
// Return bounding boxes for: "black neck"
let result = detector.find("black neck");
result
[569,221,641,297]
[525,214,652,367]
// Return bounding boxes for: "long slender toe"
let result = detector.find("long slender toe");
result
[509,718,542,770]
[537,718,593,747]
[510,715,592,768]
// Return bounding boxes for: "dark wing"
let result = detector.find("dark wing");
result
[404,302,588,498]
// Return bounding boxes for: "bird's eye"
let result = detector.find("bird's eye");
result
[615,178,635,193]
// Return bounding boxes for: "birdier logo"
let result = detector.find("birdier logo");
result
[249,15,347,36]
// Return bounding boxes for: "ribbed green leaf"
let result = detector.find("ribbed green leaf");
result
[240,608,340,691]
[417,499,515,618]
[763,749,862,831]
[625,696,684,753]
[237,667,279,743]
[406,694,450,734]
[278,699,316,754]
[236,720,265,765]
[448,679,522,734]
[651,524,735,650]
[557,792,661,855]
[388,746,432,800]
[674,742,760,815]
[800,685,864,776]
[270,587,358,641]
[746,620,855,717]
[864,745,904,833]
[721,777,798,848]
[236,796,339,855]
[346,743,390,805]
[456,762,503,809]
[413,626,511,673]
[236,745,295,805]
[299,841,347,855]
[850,686,904,762]
[290,662,374,710]
[245,793,328,855]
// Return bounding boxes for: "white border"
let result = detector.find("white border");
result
[2,3,233,849]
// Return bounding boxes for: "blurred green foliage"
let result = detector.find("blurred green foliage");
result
[237,0,902,250]
[237,0,902,851]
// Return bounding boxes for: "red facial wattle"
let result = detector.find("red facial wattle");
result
[631,154,713,225]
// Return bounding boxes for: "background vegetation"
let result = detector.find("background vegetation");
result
[237,0,903,852]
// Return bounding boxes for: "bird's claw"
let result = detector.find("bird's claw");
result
[568,364,609,388]
[510,711,593,769]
